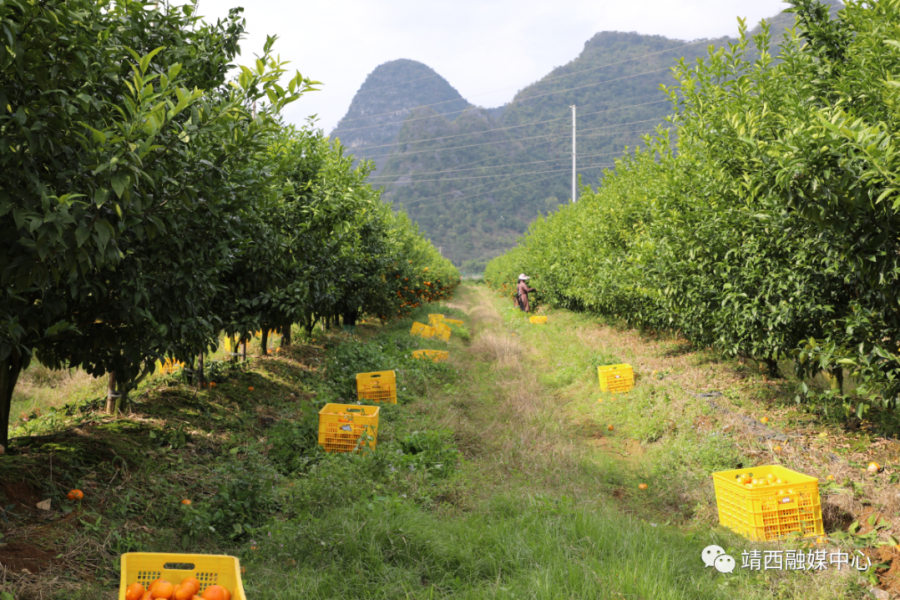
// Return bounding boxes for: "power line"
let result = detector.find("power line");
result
[383,164,616,184]
[347,98,670,153]
[367,149,642,179]
[363,118,663,161]
[335,38,715,128]
[393,169,598,213]
[382,127,664,208]
[333,89,664,136]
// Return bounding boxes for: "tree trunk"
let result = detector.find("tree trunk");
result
[764,358,782,379]
[282,324,292,349]
[198,352,205,387]
[0,348,27,451]
[830,367,844,394]
[106,371,118,414]
[260,328,269,356]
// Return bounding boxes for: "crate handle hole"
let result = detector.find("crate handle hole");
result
[163,562,196,570]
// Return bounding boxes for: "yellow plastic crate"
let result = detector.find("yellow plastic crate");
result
[411,322,435,338]
[712,465,824,541]
[444,318,464,326]
[598,364,634,393]
[156,358,185,375]
[428,314,445,326]
[118,553,245,599]
[318,403,379,453]
[433,323,451,342]
[412,349,449,363]
[529,316,548,324]
[356,370,397,404]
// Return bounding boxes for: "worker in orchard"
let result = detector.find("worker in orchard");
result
[516,274,536,312]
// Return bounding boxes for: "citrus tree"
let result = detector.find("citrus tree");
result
[0,0,316,442]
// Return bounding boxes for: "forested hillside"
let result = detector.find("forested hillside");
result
[331,0,842,273]
[329,59,471,176]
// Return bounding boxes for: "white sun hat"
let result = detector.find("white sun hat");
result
[518,273,530,280]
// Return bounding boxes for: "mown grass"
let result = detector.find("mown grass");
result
[0,285,874,599]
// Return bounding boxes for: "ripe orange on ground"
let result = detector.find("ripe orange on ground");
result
[67,489,84,501]
[760,417,769,424]
[826,475,835,481]
[248,386,254,392]
[126,583,146,600]
[868,462,882,473]
[773,446,782,453]
[181,499,192,505]
[209,381,217,388]
[638,483,648,490]
[607,425,614,431]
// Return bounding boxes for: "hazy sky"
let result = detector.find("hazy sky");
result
[195,0,790,132]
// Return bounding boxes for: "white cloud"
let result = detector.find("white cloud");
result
[195,0,791,132]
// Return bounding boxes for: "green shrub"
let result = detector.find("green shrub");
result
[179,452,279,542]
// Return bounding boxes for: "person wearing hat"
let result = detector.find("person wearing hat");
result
[516,274,536,312]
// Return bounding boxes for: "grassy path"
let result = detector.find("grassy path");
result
[0,283,878,599]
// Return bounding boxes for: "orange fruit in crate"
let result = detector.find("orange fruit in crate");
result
[141,593,153,600]
[173,585,194,600]
[180,577,200,594]
[151,581,175,599]
[201,585,228,600]
[126,583,146,600]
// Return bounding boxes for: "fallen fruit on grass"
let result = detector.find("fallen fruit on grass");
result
[209,381,217,388]
[760,417,769,424]
[597,398,603,403]
[66,489,84,501]
[773,446,782,453]
[607,425,614,431]
[248,386,254,392]
[181,499,192,505]
[126,583,146,600]
[816,536,826,545]
[638,483,648,490]
[826,475,835,481]
[868,462,883,474]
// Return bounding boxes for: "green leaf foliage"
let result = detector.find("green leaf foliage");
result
[486,0,900,416]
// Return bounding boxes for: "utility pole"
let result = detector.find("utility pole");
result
[571,105,577,204]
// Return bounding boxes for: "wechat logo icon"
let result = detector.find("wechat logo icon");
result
[702,545,736,574]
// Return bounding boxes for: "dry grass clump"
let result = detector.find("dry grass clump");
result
[471,331,524,369]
